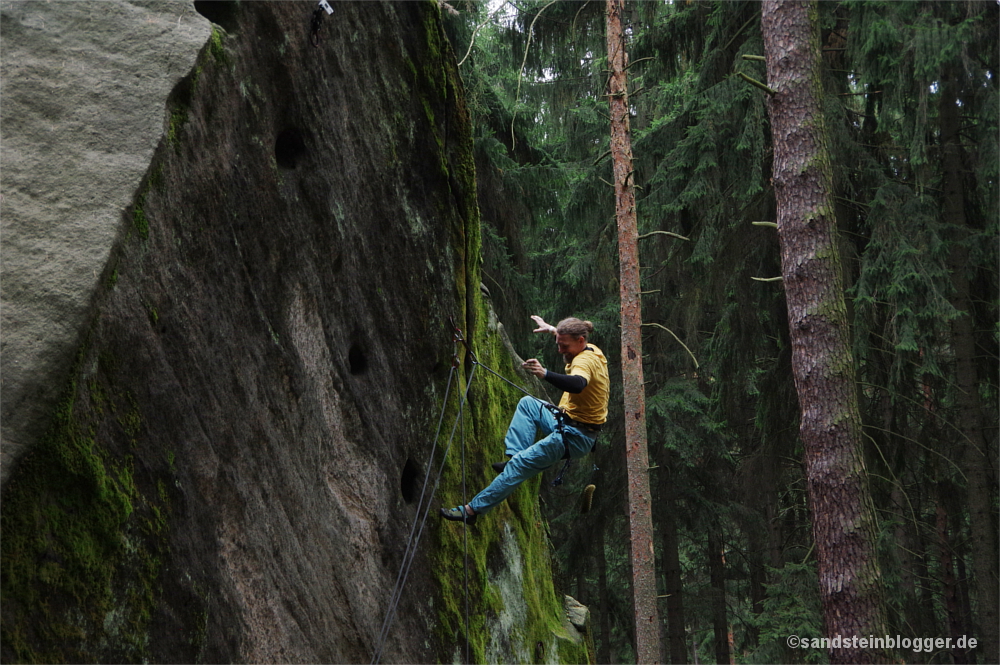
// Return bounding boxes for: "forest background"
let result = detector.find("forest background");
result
[440,1,998,663]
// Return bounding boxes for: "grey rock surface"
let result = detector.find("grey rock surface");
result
[0,3,589,663]
[565,594,590,633]
[0,0,211,485]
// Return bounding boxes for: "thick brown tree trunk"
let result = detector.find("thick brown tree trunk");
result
[606,0,659,661]
[761,2,888,662]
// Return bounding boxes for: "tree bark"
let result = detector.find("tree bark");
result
[707,530,731,665]
[597,516,614,665]
[659,466,687,665]
[935,480,965,664]
[761,2,889,662]
[606,0,659,661]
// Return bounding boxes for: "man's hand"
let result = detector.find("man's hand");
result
[522,359,547,378]
[530,315,557,335]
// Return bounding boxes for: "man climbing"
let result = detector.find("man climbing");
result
[440,316,609,524]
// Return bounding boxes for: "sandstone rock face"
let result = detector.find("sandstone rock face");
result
[1,2,588,663]
[0,0,211,486]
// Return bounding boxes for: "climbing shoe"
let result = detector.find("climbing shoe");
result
[440,506,477,525]
[491,461,508,474]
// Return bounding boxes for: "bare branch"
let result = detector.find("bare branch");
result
[511,0,559,150]
[641,323,700,368]
[624,56,654,71]
[738,72,777,96]
[637,230,691,241]
[458,1,510,68]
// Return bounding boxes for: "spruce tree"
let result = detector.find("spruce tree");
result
[761,2,889,661]
[456,1,998,661]
[607,0,660,660]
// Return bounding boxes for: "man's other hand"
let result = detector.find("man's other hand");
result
[530,315,556,335]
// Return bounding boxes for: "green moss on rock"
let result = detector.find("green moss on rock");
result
[423,7,590,661]
[0,346,172,663]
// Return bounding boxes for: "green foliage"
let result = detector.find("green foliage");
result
[460,0,997,659]
[746,562,826,664]
[851,183,960,385]
[647,378,728,467]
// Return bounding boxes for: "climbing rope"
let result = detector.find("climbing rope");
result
[459,375,471,665]
[371,321,578,663]
[448,322,581,487]
[371,329,476,665]
[452,323,584,490]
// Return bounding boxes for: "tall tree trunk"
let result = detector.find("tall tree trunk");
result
[955,552,974,664]
[939,68,1000,664]
[935,480,964,664]
[745,519,766,652]
[890,481,928,638]
[760,3,888,662]
[707,529,730,665]
[606,0,659,661]
[597,516,614,665]
[576,555,589,607]
[660,466,687,665]
[653,454,687,664]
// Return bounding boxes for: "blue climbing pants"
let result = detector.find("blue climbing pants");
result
[469,396,597,515]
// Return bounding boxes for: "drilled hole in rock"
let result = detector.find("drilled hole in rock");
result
[193,1,239,32]
[274,128,306,169]
[401,459,420,504]
[348,344,368,375]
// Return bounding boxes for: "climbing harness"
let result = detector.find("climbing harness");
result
[310,0,334,47]
[451,322,579,489]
